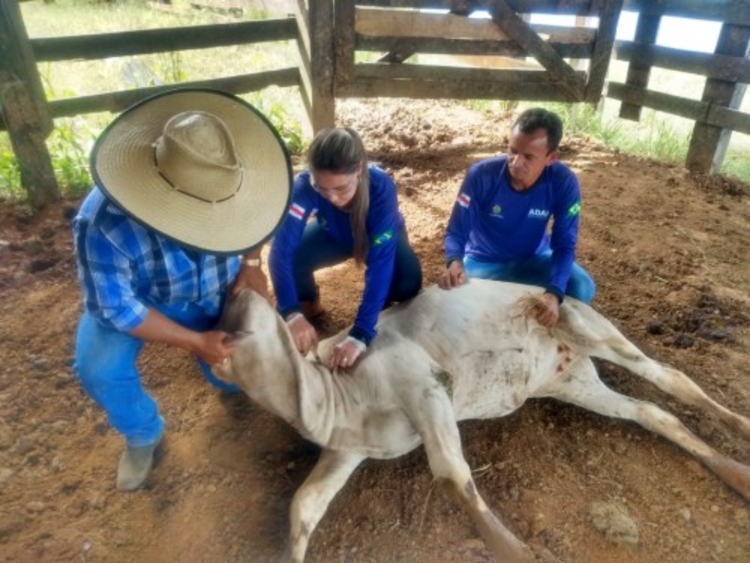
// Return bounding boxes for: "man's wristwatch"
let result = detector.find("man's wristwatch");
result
[243,257,262,268]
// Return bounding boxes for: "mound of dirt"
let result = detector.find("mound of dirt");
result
[0,98,748,563]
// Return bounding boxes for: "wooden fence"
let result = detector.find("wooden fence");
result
[1,0,749,208]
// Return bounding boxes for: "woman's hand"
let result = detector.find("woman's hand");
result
[329,336,366,370]
[287,313,319,356]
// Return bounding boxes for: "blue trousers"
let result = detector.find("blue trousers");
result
[74,301,238,447]
[293,222,423,304]
[464,250,596,304]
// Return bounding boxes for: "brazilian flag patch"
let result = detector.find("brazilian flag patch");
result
[568,202,582,217]
[373,229,394,246]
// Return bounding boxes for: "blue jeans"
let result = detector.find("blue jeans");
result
[293,222,422,304]
[464,250,596,303]
[74,301,239,447]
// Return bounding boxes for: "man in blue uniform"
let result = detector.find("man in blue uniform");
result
[439,107,595,327]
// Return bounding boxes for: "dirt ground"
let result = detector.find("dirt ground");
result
[1,98,749,563]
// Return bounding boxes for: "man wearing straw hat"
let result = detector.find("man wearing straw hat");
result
[72,88,292,491]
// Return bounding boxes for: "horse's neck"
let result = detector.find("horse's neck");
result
[250,315,339,445]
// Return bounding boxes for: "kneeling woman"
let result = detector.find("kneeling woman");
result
[269,127,422,369]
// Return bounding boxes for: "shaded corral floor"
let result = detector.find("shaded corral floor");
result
[1,99,749,563]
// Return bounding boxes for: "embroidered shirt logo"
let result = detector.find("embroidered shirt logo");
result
[490,204,502,217]
[457,192,471,208]
[289,203,306,220]
[373,229,394,246]
[568,202,582,216]
[528,208,550,219]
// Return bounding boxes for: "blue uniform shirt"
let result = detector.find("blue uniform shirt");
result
[269,166,404,344]
[73,187,241,332]
[444,156,582,297]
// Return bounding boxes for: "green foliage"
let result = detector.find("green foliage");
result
[47,118,95,196]
[157,51,188,84]
[541,102,623,146]
[527,102,699,174]
[245,92,305,156]
[0,138,23,200]
[721,148,750,182]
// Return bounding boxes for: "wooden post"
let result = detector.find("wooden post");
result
[584,0,623,103]
[334,0,355,88]
[292,0,314,139]
[307,0,335,131]
[686,23,750,174]
[0,0,59,208]
[619,12,660,121]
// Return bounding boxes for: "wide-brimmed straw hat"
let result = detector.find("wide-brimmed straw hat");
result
[90,88,292,254]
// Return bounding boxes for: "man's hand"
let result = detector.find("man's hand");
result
[533,292,560,328]
[329,336,366,370]
[287,314,318,356]
[193,330,238,366]
[438,260,468,290]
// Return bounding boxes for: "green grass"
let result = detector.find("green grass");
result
[504,100,728,178]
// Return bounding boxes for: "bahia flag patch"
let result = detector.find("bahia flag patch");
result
[457,192,471,208]
[288,203,306,220]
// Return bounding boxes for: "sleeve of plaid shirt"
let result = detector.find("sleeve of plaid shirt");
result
[73,199,149,332]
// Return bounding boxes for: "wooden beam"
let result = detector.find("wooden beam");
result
[584,0,623,102]
[356,7,511,40]
[358,35,593,59]
[361,1,600,16]
[357,6,603,66]
[707,103,750,135]
[686,23,750,173]
[338,77,579,101]
[30,18,297,62]
[607,82,710,121]
[43,69,299,119]
[607,82,750,135]
[615,41,750,85]
[356,62,586,83]
[619,13,660,120]
[488,0,585,100]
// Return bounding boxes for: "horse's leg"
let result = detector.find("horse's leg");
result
[541,358,750,501]
[409,382,534,563]
[284,448,364,563]
[580,328,750,439]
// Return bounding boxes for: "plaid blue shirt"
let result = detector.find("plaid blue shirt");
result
[73,187,241,332]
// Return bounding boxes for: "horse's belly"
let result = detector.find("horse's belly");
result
[327,408,422,459]
[451,356,536,421]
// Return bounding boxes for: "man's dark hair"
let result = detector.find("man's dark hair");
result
[512,108,563,152]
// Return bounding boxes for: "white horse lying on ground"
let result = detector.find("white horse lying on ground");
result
[214,280,750,563]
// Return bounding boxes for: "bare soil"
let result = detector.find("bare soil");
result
[1,99,749,563]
